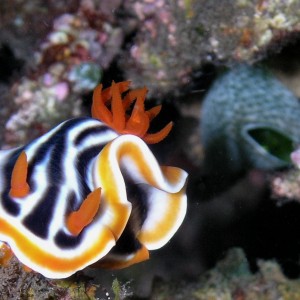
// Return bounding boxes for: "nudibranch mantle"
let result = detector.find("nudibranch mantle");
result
[0,82,188,278]
[94,134,187,251]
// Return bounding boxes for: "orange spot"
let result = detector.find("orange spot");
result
[96,244,149,269]
[92,81,173,144]
[9,151,30,198]
[66,188,101,236]
[0,243,13,266]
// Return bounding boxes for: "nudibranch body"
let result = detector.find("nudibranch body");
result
[0,82,188,278]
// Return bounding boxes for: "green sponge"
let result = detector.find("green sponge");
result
[201,65,300,174]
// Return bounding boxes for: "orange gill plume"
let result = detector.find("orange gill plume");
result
[91,81,173,144]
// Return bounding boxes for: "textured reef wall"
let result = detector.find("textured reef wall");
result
[122,0,300,96]
[1,0,300,146]
[1,1,300,299]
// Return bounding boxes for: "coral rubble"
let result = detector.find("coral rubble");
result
[0,257,98,300]
[1,1,124,147]
[150,248,300,300]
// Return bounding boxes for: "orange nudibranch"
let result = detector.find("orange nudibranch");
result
[0,81,188,279]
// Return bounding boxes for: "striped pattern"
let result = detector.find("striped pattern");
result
[0,117,188,278]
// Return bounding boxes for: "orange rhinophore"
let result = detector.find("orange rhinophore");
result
[96,244,150,269]
[9,151,30,198]
[92,81,173,144]
[66,188,102,236]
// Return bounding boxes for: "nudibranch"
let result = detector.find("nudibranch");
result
[0,81,188,278]
[201,65,300,175]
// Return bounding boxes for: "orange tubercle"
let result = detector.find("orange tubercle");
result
[66,188,101,236]
[92,81,173,144]
[9,151,30,198]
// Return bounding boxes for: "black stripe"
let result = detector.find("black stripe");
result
[109,225,143,255]
[27,118,91,172]
[22,122,71,237]
[74,124,112,146]
[109,182,148,255]
[54,229,84,248]
[1,148,24,216]
[48,134,66,183]
[21,119,90,238]
[75,145,105,207]
[125,175,148,225]
[3,117,113,240]
[22,185,59,238]
[55,191,87,248]
[24,118,110,239]
[0,118,95,216]
[54,146,106,248]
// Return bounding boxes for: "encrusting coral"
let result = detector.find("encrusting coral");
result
[3,1,123,148]
[0,256,99,300]
[122,0,300,97]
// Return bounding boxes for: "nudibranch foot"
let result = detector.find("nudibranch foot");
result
[66,187,102,236]
[96,244,150,269]
[92,81,173,144]
[9,151,30,198]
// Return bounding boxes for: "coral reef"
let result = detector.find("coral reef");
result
[270,148,300,204]
[150,248,300,299]
[0,256,98,300]
[121,0,300,96]
[271,168,300,204]
[2,1,300,146]
[2,0,300,299]
[0,1,79,64]
[1,0,124,147]
[200,64,300,176]
[111,278,133,300]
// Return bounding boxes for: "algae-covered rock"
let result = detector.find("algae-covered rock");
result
[0,256,99,300]
[122,0,300,97]
[150,248,300,300]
